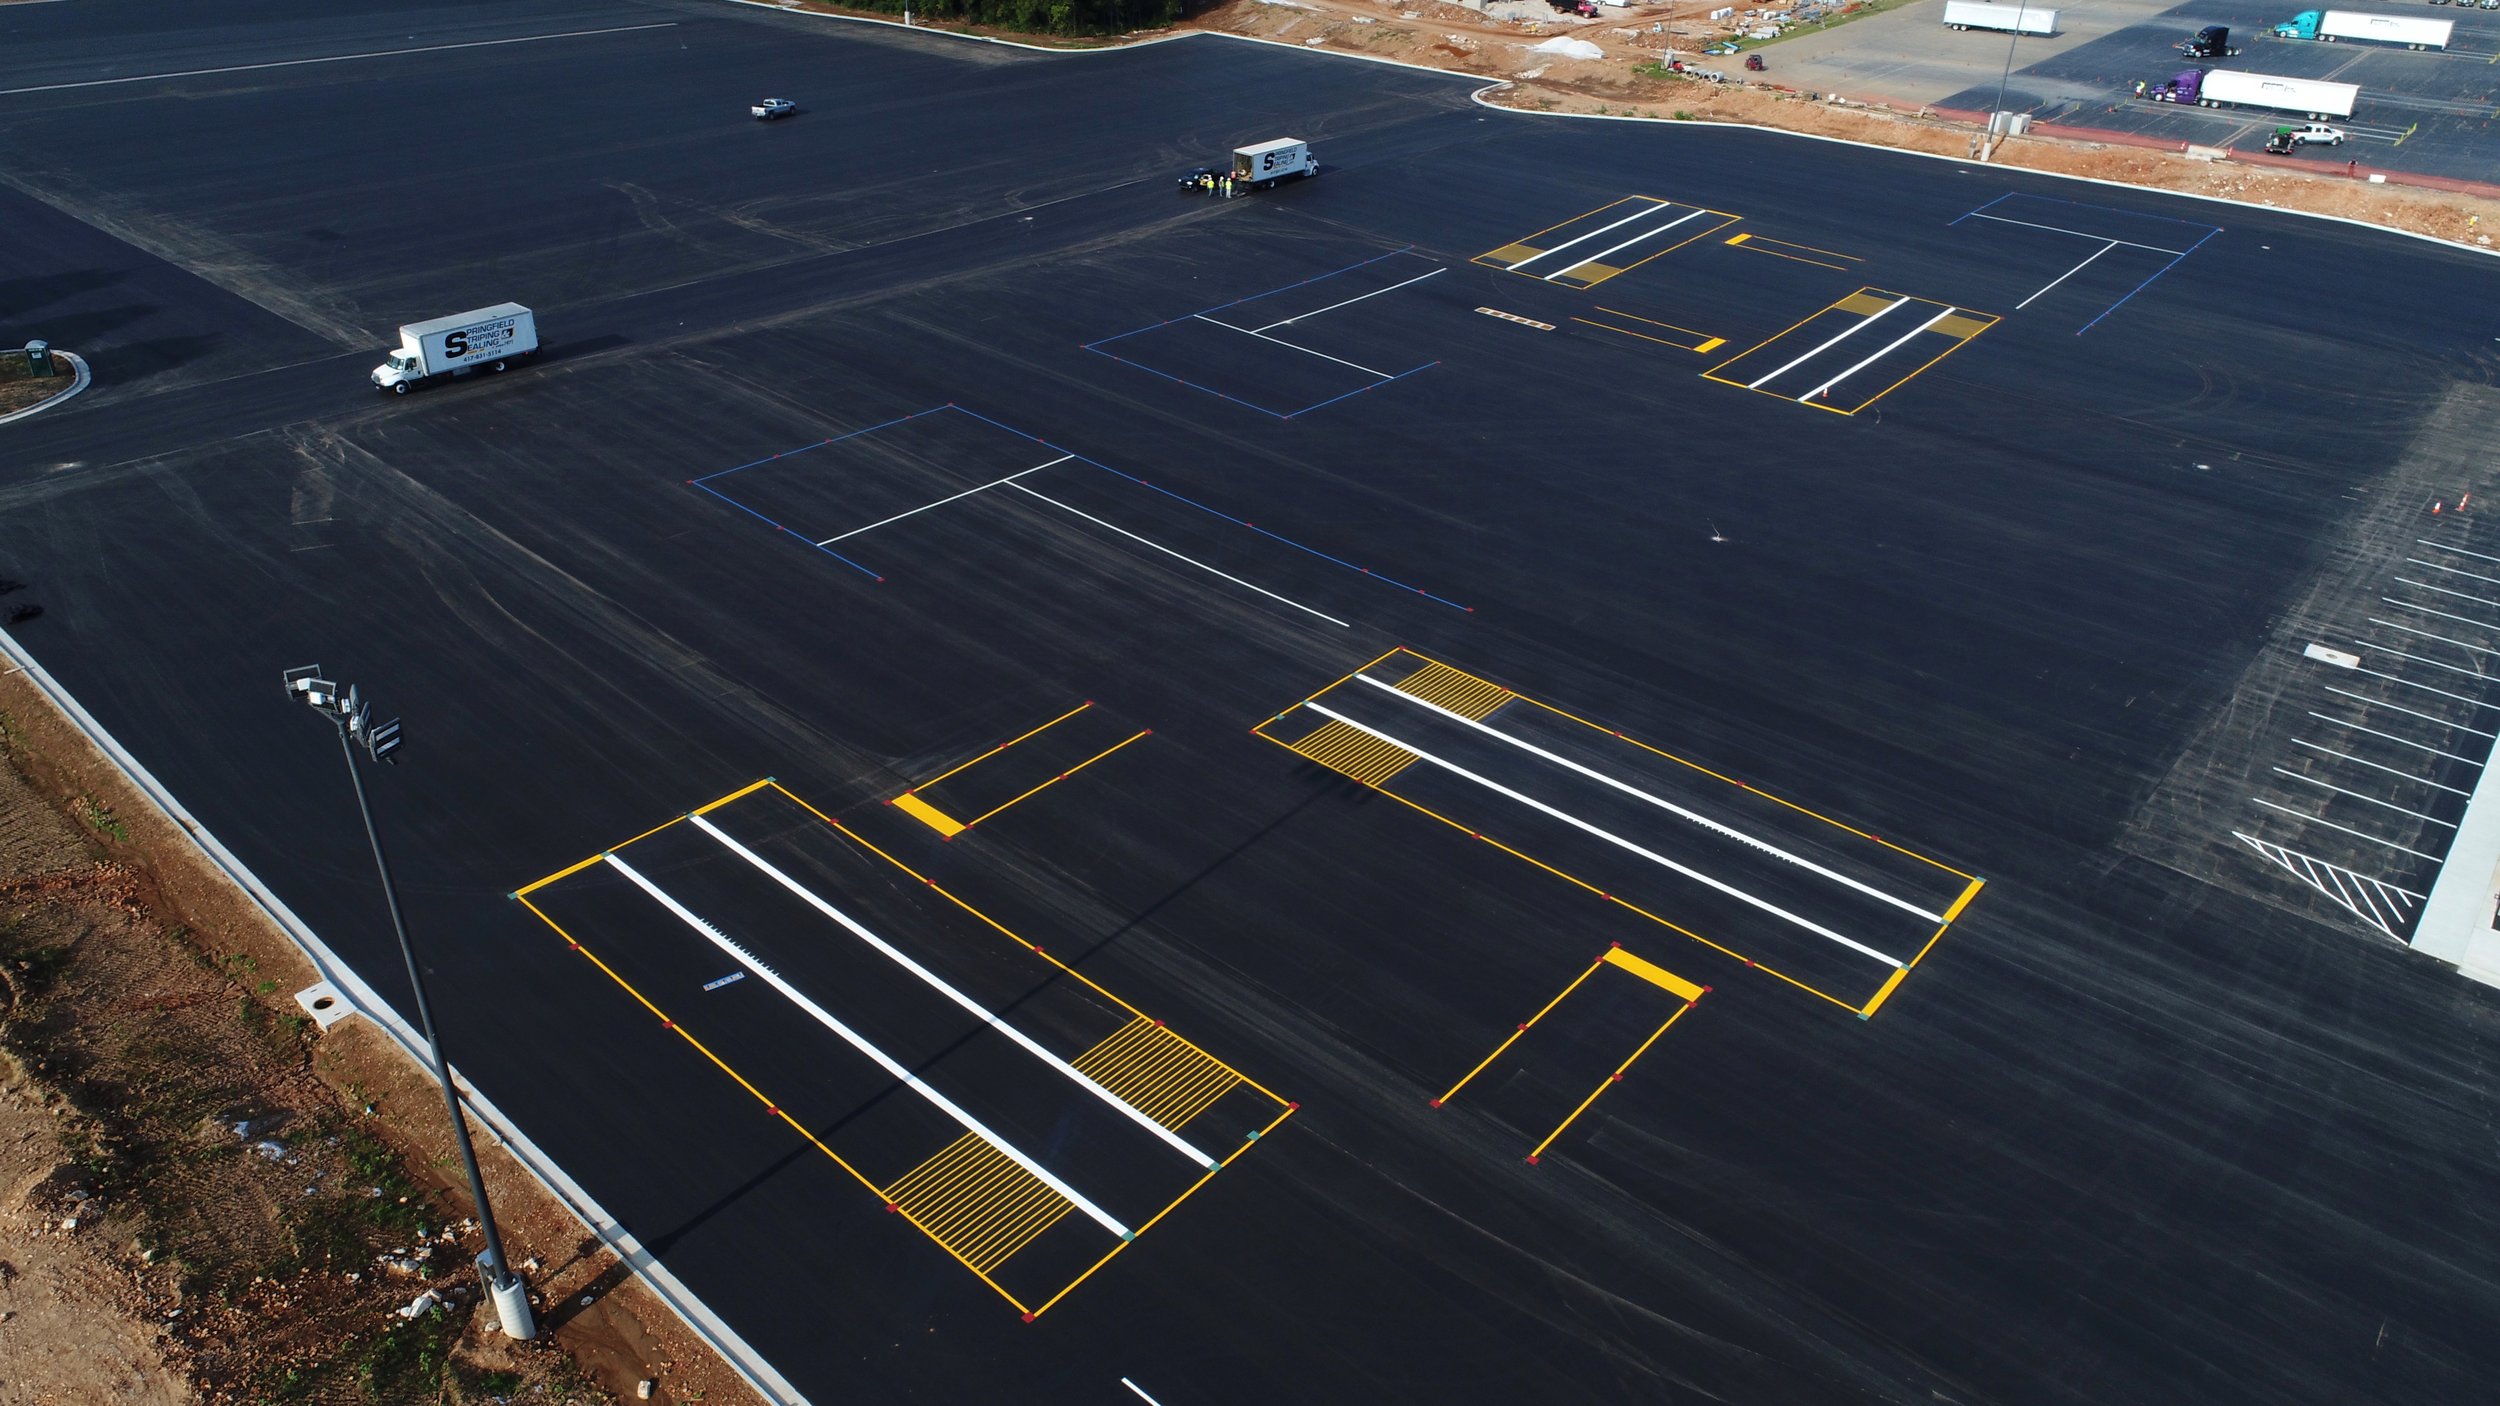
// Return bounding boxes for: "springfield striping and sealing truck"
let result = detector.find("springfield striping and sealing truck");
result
[371,303,538,394]
[2145,67,2358,117]
[2272,9,2451,47]
[1179,139,1319,195]
[1942,1,2058,34]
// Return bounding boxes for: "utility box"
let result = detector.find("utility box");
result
[23,340,50,375]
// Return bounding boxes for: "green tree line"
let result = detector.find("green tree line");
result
[853,0,1190,35]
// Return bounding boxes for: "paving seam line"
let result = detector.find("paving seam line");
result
[712,1,2493,259]
[0,626,806,1406]
[0,351,91,426]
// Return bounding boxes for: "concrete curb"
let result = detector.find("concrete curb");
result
[0,629,808,1406]
[0,351,91,426]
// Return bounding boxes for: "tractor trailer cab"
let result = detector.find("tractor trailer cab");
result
[2177,25,2239,57]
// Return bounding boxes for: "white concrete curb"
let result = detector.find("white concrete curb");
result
[714,1,2494,258]
[0,350,91,426]
[0,629,807,1406]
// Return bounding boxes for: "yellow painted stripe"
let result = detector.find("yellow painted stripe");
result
[1939,875,1984,926]
[1527,1001,1692,1162]
[689,776,780,818]
[892,791,965,836]
[1693,337,1725,354]
[1603,947,1706,1002]
[1836,291,1895,316]
[1858,965,1912,1019]
[1725,232,1752,246]
[1480,242,1545,265]
[1931,312,1991,340]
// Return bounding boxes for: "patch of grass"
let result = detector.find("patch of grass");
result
[79,794,128,842]
[355,1302,465,1396]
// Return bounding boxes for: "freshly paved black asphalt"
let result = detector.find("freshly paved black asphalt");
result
[1941,0,2500,178]
[8,2,2500,1402]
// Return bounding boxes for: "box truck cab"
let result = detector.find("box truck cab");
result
[371,303,538,395]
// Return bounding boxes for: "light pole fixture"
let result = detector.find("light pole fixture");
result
[284,665,536,1340]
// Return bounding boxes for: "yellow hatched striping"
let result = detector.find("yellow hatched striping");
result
[1074,1017,1243,1132]
[883,1132,1074,1274]
[1390,659,1513,721]
[1288,718,1417,788]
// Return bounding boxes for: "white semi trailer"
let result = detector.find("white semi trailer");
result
[371,303,538,395]
[2272,9,2451,48]
[1942,1,2059,35]
[2197,68,2359,117]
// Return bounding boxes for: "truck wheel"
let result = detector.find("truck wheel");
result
[392,381,409,395]
[493,359,508,372]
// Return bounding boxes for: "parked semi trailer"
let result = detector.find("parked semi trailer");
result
[370,304,537,395]
[2273,9,2451,47]
[1942,1,2058,34]
[2146,68,2359,116]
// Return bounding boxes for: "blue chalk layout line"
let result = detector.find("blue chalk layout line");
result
[685,404,1472,615]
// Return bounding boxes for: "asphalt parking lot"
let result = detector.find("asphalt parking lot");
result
[1936,0,2500,177]
[8,1,2500,1402]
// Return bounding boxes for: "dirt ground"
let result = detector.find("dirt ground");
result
[0,361,76,419]
[0,667,757,1406]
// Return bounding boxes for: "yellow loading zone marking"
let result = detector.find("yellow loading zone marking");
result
[1572,307,1725,355]
[1723,231,1863,272]
[892,792,964,836]
[1474,195,1740,289]
[1702,287,2000,416]
[887,701,1148,836]
[1288,718,1419,787]
[1250,647,1984,1018]
[1434,946,1708,1163]
[1073,1016,1244,1131]
[512,778,1298,1320]
[1392,656,1514,719]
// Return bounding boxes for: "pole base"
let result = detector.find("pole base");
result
[492,1274,538,1339]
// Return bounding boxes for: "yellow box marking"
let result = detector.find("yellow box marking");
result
[1288,717,1418,787]
[1693,337,1726,354]
[1835,291,1895,316]
[1482,242,1545,265]
[1074,1016,1244,1132]
[1391,657,1513,720]
[1602,947,1705,1002]
[1703,288,2000,417]
[1554,261,1622,286]
[892,791,966,836]
[884,1131,1074,1275]
[1932,312,1992,340]
[1725,232,1752,246]
[1476,197,1738,287]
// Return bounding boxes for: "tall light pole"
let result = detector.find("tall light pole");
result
[1988,0,2034,157]
[284,666,536,1339]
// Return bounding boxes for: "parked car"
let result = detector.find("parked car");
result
[752,98,796,119]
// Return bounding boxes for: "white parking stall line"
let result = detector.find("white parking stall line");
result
[0,22,680,95]
[687,815,1222,1169]
[2017,240,2117,310]
[2351,644,2492,687]
[1254,267,1444,332]
[2380,597,2500,635]
[2250,799,2445,861]
[2271,769,2457,826]
[2391,577,2500,614]
[1007,482,1350,628]
[2291,739,2472,796]
[2234,831,2425,938]
[2368,618,2500,657]
[599,852,1132,1239]
[1959,212,2188,255]
[1121,1379,1168,1406]
[1547,209,1707,283]
[2351,663,2500,709]
[1303,702,1906,967]
[1749,296,1904,390]
[1800,305,1956,404]
[820,455,1074,544]
[1194,316,1394,379]
[2307,712,2486,766]
[2404,556,2500,588]
[2321,686,2495,738]
[2418,538,2500,564]
[1353,674,1940,921]
[1505,200,1669,271]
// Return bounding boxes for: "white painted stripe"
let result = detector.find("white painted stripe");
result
[2368,618,2500,656]
[1800,304,1955,403]
[2307,711,2485,766]
[1256,267,1444,331]
[1748,295,1903,389]
[1355,673,1939,921]
[2291,739,2471,796]
[0,23,678,96]
[2392,577,2500,613]
[2404,557,2500,588]
[1547,208,1706,282]
[821,455,1073,543]
[2271,769,2456,826]
[1121,1379,1167,1406]
[2351,640,2490,683]
[1505,199,1669,270]
[2321,686,2495,738]
[2249,799,2445,861]
[1008,482,1350,628]
[2017,239,2116,310]
[2417,538,2500,564]
[600,852,1132,1238]
[688,815,1220,1168]
[1959,211,2187,255]
[2349,663,2500,711]
[1194,316,1393,378]
[1305,702,1904,966]
[2381,598,2500,635]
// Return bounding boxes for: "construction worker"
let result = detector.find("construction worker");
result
[2133,78,2146,98]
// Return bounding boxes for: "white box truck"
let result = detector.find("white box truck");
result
[2272,9,2450,48]
[1942,1,2058,35]
[1178,139,1319,195]
[371,303,538,394]
[2196,68,2359,117]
